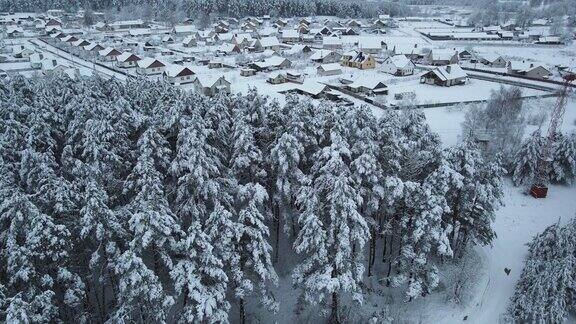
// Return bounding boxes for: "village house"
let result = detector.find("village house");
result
[257,27,278,38]
[342,51,376,70]
[41,58,70,75]
[346,77,388,96]
[285,44,313,56]
[232,33,254,48]
[61,35,79,44]
[249,56,292,72]
[254,36,282,52]
[45,18,62,27]
[163,65,196,85]
[116,52,141,68]
[13,45,35,59]
[84,43,104,53]
[317,63,343,76]
[267,71,287,84]
[420,64,468,86]
[110,19,147,31]
[6,27,24,38]
[240,68,257,77]
[322,37,343,49]
[72,39,90,48]
[292,81,332,99]
[216,43,241,56]
[98,47,122,62]
[357,38,386,54]
[171,24,196,35]
[29,53,51,69]
[182,35,197,47]
[136,58,166,75]
[193,75,231,97]
[479,54,507,68]
[426,49,459,66]
[535,36,564,45]
[507,61,552,79]
[458,50,474,61]
[162,35,175,44]
[310,50,342,64]
[281,30,300,43]
[347,19,362,28]
[381,55,415,76]
[391,43,425,61]
[94,22,110,31]
[341,28,359,36]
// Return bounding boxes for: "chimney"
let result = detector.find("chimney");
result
[446,65,451,73]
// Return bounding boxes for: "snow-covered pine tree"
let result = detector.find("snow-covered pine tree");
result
[0,191,82,322]
[232,183,279,323]
[392,177,451,300]
[509,219,576,323]
[124,126,180,268]
[110,250,174,322]
[269,132,307,250]
[170,112,228,226]
[170,221,230,323]
[512,130,543,186]
[398,108,442,181]
[550,132,576,185]
[443,140,504,256]
[342,106,383,277]
[293,128,369,321]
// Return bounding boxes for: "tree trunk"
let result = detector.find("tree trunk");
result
[382,234,388,263]
[274,202,281,264]
[239,297,246,324]
[329,292,339,324]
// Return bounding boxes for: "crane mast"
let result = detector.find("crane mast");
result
[530,74,575,198]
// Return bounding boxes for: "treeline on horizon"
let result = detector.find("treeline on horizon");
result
[0,0,418,20]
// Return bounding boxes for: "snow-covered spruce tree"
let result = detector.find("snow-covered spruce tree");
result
[293,126,369,322]
[512,130,544,186]
[550,132,576,185]
[509,219,576,323]
[110,250,174,322]
[443,140,504,257]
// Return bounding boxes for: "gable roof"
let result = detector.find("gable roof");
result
[117,52,141,62]
[99,47,121,56]
[259,36,280,48]
[318,63,342,72]
[195,75,230,88]
[137,57,165,68]
[385,55,412,68]
[349,76,387,90]
[310,50,339,61]
[164,65,196,78]
[426,64,467,81]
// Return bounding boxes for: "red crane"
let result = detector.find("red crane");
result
[530,74,576,198]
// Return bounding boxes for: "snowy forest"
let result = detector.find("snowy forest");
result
[0,0,405,20]
[0,73,516,323]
